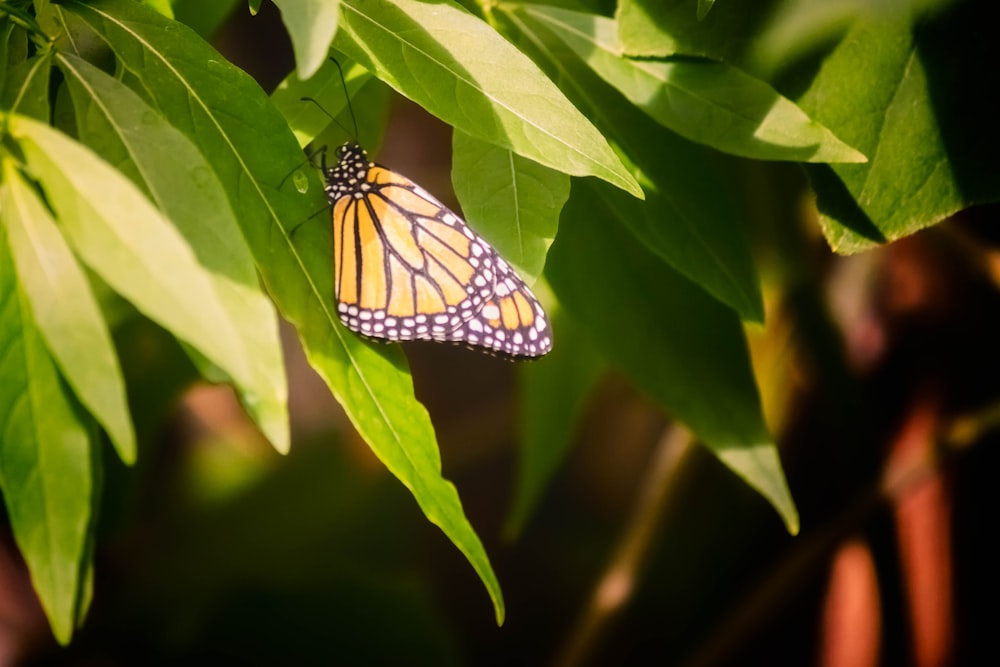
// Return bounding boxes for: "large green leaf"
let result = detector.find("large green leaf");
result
[616,0,778,61]
[500,5,764,322]
[1,160,135,463]
[56,52,289,455]
[548,184,798,533]
[62,0,504,622]
[798,6,1000,252]
[333,0,643,198]
[7,114,264,401]
[520,5,865,164]
[0,220,96,645]
[452,131,569,281]
[272,0,340,80]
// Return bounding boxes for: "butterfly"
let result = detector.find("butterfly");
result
[323,142,552,359]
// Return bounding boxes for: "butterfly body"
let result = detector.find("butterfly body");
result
[324,142,552,359]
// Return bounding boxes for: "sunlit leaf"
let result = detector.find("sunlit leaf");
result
[520,5,865,163]
[452,131,569,281]
[0,221,97,645]
[57,52,289,455]
[500,5,764,322]
[334,0,643,198]
[2,161,135,463]
[798,6,1000,252]
[273,0,340,80]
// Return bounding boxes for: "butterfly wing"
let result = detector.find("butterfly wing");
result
[443,252,552,358]
[332,165,497,340]
[328,143,551,359]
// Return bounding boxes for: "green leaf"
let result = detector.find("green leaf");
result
[273,0,340,81]
[63,0,505,622]
[334,0,643,198]
[505,309,604,538]
[138,0,172,18]
[751,0,954,73]
[797,8,1000,253]
[0,20,29,89]
[548,184,799,533]
[500,5,764,322]
[172,0,241,38]
[616,0,774,61]
[1,54,51,121]
[271,57,370,147]
[521,5,865,163]
[596,158,765,324]
[452,131,569,281]
[697,0,717,21]
[1,160,136,464]
[56,52,290,456]
[7,114,258,414]
[0,221,97,645]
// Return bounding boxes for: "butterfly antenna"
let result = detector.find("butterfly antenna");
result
[300,58,360,144]
[300,96,354,141]
[329,57,360,140]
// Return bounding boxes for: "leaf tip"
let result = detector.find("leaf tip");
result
[835,146,869,164]
[295,58,323,83]
[621,175,645,200]
[118,443,138,466]
[272,437,291,456]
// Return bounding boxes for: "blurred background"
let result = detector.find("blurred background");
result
[2,2,998,665]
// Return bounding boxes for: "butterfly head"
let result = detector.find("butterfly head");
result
[335,142,367,164]
[325,142,373,200]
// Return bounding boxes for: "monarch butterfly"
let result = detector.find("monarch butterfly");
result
[323,141,553,359]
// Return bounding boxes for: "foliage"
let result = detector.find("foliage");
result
[0,0,995,653]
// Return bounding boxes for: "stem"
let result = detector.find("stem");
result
[554,424,694,667]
